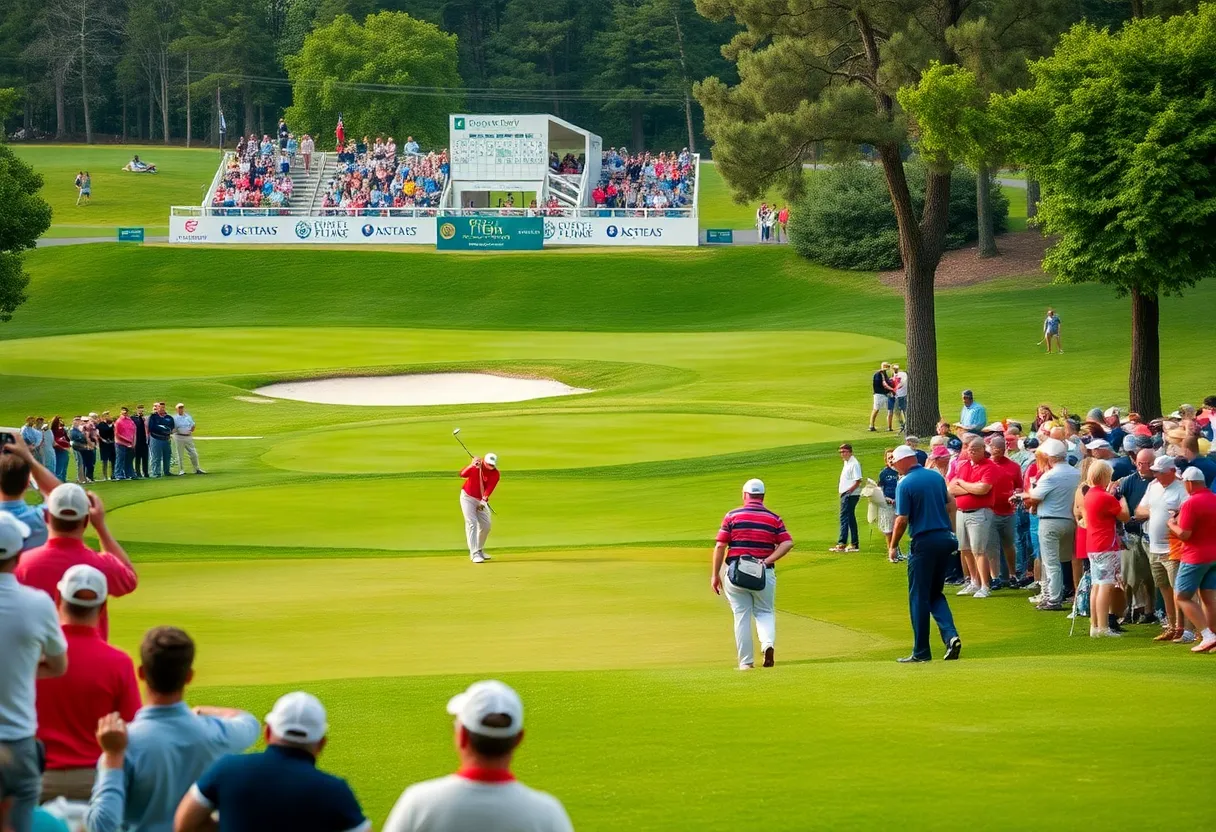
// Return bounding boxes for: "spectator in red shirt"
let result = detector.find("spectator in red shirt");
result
[38,564,141,801]
[114,407,136,481]
[948,438,999,598]
[459,454,500,564]
[986,435,1023,587]
[1082,461,1130,638]
[15,483,137,640]
[1168,466,1216,653]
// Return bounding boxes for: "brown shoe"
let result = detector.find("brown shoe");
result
[1154,628,1180,642]
[763,647,775,667]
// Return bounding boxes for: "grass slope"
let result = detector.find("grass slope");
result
[2,243,1212,829]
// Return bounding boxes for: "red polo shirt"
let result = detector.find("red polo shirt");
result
[953,458,998,512]
[460,463,500,500]
[36,624,141,769]
[717,499,793,561]
[14,537,139,640]
[1177,489,1216,564]
[988,456,1023,516]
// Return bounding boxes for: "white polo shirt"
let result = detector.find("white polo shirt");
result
[839,456,862,495]
[172,413,196,436]
[0,573,67,740]
[1145,479,1187,554]
[382,770,572,832]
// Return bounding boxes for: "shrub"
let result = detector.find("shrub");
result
[788,162,1008,270]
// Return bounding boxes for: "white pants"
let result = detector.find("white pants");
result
[174,435,200,472]
[723,567,776,666]
[459,492,491,557]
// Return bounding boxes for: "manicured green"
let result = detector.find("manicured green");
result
[2,241,1211,830]
[1001,182,1028,232]
[697,161,791,229]
[9,144,220,236]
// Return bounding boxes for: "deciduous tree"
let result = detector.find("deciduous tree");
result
[0,141,52,322]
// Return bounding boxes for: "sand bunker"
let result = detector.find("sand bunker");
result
[253,373,592,407]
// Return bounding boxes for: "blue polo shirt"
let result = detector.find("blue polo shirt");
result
[0,499,47,550]
[191,745,369,832]
[1180,455,1216,490]
[894,465,952,538]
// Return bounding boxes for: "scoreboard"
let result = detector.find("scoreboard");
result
[450,115,549,182]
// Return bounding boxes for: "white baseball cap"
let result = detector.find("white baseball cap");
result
[447,680,524,738]
[484,453,498,468]
[891,445,918,463]
[1084,439,1112,451]
[0,513,32,559]
[1150,455,1177,474]
[266,691,328,744]
[1181,466,1207,483]
[982,422,1005,433]
[176,403,185,409]
[48,483,90,521]
[57,564,108,607]
[1104,406,1121,418]
[743,478,765,495]
[1040,438,1068,459]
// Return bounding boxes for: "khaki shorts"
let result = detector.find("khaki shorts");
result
[956,508,995,556]
[1148,550,1173,591]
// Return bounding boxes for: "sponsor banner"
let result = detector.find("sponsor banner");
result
[542,217,699,247]
[705,229,734,244]
[168,215,436,245]
[450,114,549,182]
[437,216,544,251]
[117,227,145,242]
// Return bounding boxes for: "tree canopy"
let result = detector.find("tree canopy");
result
[996,3,1216,416]
[0,141,52,321]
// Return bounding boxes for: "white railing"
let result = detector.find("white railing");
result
[203,152,234,206]
[171,205,694,219]
[305,152,329,210]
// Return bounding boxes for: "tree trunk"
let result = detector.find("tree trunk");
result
[122,91,127,142]
[79,11,92,144]
[148,82,154,140]
[161,55,170,145]
[631,104,644,152]
[185,52,191,148]
[1129,287,1162,419]
[976,164,997,257]
[1026,178,1040,221]
[54,75,66,138]
[877,142,946,435]
[243,84,255,139]
[671,4,696,152]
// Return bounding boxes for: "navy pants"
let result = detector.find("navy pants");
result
[908,530,960,659]
[838,494,860,546]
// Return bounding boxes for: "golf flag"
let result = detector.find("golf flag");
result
[335,113,345,149]
[219,108,227,138]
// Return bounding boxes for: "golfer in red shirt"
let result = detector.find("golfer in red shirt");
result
[15,483,138,639]
[460,454,500,564]
[37,564,141,801]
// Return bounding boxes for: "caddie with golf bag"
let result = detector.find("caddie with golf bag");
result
[453,427,499,564]
[710,478,795,670]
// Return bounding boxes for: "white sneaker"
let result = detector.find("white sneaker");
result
[471,553,486,564]
[973,586,991,599]
[1098,628,1123,638]
[957,582,977,596]
[1028,594,1043,604]
[738,663,755,671]
[1090,627,1102,638]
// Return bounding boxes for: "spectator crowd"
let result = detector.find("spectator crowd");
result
[211,132,303,211]
[323,134,449,214]
[0,427,573,831]
[592,147,695,213]
[842,388,1216,651]
[11,404,206,487]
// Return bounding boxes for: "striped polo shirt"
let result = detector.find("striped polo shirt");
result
[716,499,792,562]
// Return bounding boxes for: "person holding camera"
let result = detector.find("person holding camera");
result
[0,433,61,553]
[711,479,794,670]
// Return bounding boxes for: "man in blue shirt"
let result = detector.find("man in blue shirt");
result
[888,446,962,663]
[146,404,176,479]
[174,692,369,832]
[0,436,60,551]
[86,627,259,832]
[958,389,987,433]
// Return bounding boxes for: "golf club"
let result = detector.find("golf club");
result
[453,428,496,515]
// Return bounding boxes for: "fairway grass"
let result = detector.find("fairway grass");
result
[3,241,1213,830]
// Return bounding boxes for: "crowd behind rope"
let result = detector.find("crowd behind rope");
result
[842,385,1216,650]
[0,429,573,832]
[210,128,309,211]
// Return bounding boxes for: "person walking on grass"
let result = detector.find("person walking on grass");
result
[382,680,573,832]
[831,444,862,553]
[1167,466,1216,653]
[172,403,206,476]
[711,478,794,670]
[460,454,499,564]
[1042,308,1062,353]
[79,172,92,205]
[888,445,962,663]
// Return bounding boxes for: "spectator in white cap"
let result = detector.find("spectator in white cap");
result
[1137,454,1192,641]
[1104,407,1127,451]
[1167,466,1216,653]
[0,512,69,832]
[171,403,205,476]
[382,680,573,832]
[1085,437,1114,463]
[175,691,369,832]
[711,478,794,669]
[459,452,500,564]
[38,564,141,802]
[1023,438,1080,611]
[14,483,136,641]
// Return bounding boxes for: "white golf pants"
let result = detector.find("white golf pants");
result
[460,492,492,557]
[723,568,776,666]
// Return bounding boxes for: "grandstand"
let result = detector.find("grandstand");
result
[173,113,701,247]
